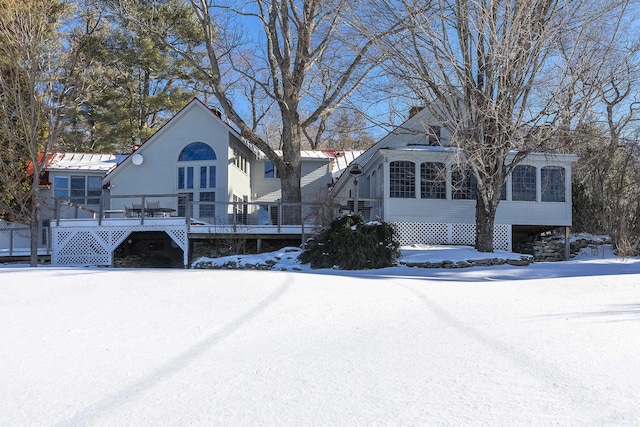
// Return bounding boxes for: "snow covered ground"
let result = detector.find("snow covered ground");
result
[2,245,640,426]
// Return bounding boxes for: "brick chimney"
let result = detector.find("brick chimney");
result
[409,106,424,118]
[210,107,223,118]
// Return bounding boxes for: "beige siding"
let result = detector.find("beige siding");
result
[228,139,252,202]
[253,159,333,203]
[45,170,106,219]
[252,159,281,202]
[107,103,230,211]
[301,160,332,203]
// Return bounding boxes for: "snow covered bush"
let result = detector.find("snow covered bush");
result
[300,214,399,269]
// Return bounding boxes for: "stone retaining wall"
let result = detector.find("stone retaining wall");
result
[514,237,598,262]
[400,256,533,269]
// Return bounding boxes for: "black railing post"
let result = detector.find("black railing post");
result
[187,197,191,230]
[47,225,51,256]
[9,229,13,257]
[277,200,282,233]
[301,202,305,249]
[140,195,146,225]
[98,195,104,225]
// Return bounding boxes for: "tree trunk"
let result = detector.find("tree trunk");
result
[279,121,302,224]
[29,173,40,267]
[474,193,498,253]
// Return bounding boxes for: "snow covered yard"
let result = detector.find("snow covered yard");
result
[1,248,640,426]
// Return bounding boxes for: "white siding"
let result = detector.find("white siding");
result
[342,149,576,228]
[384,198,572,226]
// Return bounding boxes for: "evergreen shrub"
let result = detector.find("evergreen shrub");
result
[300,214,400,269]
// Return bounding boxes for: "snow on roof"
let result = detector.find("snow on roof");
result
[325,150,365,180]
[387,145,457,152]
[270,150,333,160]
[44,153,125,172]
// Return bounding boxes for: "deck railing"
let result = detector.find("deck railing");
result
[52,194,382,229]
[0,225,51,257]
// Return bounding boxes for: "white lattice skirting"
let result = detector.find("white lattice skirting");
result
[393,222,511,251]
[51,224,188,266]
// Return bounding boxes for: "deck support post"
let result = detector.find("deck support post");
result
[564,226,570,260]
[257,238,262,253]
[184,238,191,268]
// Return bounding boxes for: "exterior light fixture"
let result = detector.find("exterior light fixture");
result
[349,163,363,176]
[348,164,362,214]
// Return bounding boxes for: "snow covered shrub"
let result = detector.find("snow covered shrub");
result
[300,214,399,269]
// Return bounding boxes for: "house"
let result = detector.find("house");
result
[330,107,578,251]
[2,99,577,266]
[35,99,356,267]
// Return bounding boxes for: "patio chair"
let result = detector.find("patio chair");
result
[146,201,161,216]
[131,203,143,217]
[125,205,138,217]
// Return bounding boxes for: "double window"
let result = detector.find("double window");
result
[54,175,102,205]
[511,165,566,202]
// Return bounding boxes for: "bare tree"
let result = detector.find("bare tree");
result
[307,106,376,150]
[114,0,398,221]
[569,29,640,253]
[0,0,83,266]
[374,0,631,251]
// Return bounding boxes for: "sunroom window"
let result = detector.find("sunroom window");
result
[541,166,565,202]
[420,162,446,199]
[390,161,415,198]
[451,167,476,200]
[512,165,536,201]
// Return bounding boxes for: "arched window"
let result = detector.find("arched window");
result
[390,161,415,198]
[512,165,536,201]
[541,166,565,202]
[421,162,446,199]
[178,142,216,161]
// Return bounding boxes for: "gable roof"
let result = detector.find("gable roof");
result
[103,98,247,181]
[341,108,440,171]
